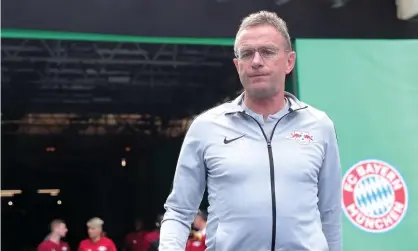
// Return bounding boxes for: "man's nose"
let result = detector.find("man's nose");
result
[251,52,263,68]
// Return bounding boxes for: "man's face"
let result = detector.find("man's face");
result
[233,25,296,100]
[193,216,204,230]
[55,223,68,237]
[87,226,101,239]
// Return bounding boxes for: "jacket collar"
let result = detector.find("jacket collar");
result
[225,91,307,115]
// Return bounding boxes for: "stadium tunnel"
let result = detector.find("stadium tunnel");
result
[2,0,417,250]
[0,33,297,250]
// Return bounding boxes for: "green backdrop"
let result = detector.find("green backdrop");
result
[295,39,418,250]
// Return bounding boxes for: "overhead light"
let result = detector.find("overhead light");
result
[45,146,56,152]
[329,0,351,8]
[8,201,13,206]
[1,190,22,197]
[86,68,97,74]
[275,0,292,6]
[37,189,60,196]
[108,76,131,83]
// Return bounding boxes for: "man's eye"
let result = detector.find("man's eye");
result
[261,49,276,55]
[240,51,253,58]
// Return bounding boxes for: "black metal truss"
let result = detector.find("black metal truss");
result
[1,38,238,116]
[1,39,232,82]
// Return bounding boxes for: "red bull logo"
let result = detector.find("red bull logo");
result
[286,130,315,145]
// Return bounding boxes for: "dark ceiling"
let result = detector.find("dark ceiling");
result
[0,38,242,193]
[1,38,242,137]
[2,0,417,38]
[1,39,239,114]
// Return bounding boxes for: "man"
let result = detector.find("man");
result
[37,219,70,251]
[143,215,163,251]
[185,211,207,251]
[124,218,146,251]
[159,10,341,251]
[78,217,117,251]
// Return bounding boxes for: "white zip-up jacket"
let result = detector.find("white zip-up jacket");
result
[159,92,342,251]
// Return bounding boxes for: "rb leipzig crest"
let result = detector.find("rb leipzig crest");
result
[342,159,408,233]
[286,130,315,145]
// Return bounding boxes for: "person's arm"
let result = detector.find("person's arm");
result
[318,118,342,251]
[159,117,208,251]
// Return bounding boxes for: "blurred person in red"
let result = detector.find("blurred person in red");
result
[186,211,207,251]
[123,218,146,251]
[38,219,70,251]
[143,215,163,251]
[78,217,117,251]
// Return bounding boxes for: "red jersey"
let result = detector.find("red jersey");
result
[124,231,146,251]
[37,239,70,251]
[142,231,159,250]
[186,229,206,251]
[186,235,206,251]
[78,237,116,251]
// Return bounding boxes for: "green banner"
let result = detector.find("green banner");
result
[0,29,234,46]
[295,39,418,250]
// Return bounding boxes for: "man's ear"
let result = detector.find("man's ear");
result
[233,58,239,70]
[285,51,296,74]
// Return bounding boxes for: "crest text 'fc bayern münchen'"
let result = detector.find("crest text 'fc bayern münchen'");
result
[342,159,408,233]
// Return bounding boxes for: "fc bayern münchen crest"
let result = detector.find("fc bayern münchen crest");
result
[342,159,408,233]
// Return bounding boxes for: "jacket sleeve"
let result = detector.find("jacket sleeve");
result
[318,118,342,251]
[159,117,208,251]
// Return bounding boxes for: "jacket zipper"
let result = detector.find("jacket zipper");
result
[240,107,306,251]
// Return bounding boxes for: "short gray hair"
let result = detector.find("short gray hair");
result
[234,11,292,51]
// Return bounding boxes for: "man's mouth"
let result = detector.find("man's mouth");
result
[249,73,268,77]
